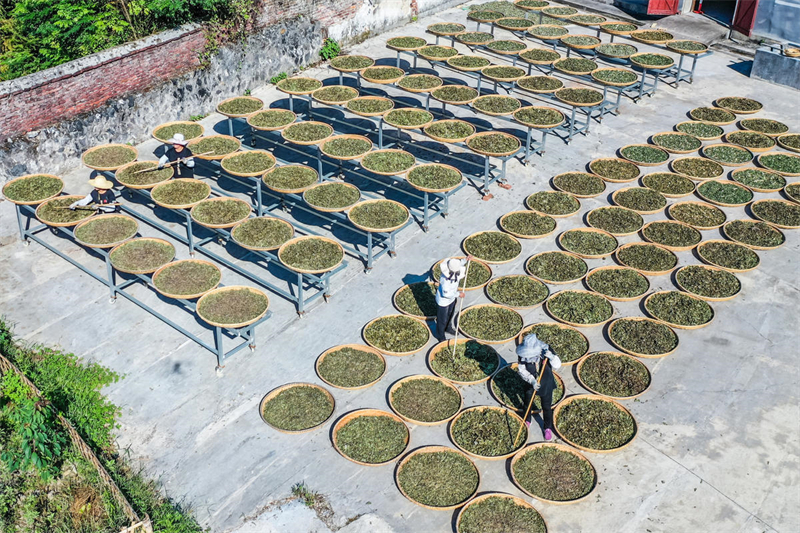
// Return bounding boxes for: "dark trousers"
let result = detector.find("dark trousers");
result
[525,384,554,431]
[436,300,457,341]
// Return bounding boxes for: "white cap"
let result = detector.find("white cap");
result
[167,133,188,146]
[440,257,465,278]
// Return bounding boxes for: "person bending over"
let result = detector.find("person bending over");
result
[517,333,561,441]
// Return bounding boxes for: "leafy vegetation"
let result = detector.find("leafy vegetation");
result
[384,108,434,128]
[397,450,478,507]
[349,200,409,230]
[447,55,491,70]
[697,180,753,206]
[75,216,138,246]
[526,251,587,283]
[459,305,523,342]
[630,53,673,67]
[740,118,789,135]
[317,346,385,389]
[642,172,695,196]
[110,238,175,273]
[646,291,713,327]
[458,495,546,533]
[361,150,416,174]
[221,150,275,175]
[304,183,360,210]
[620,145,669,165]
[513,106,564,127]
[589,158,640,181]
[263,165,318,192]
[579,352,650,398]
[553,172,604,196]
[759,153,800,175]
[642,221,701,249]
[689,107,736,124]
[321,136,373,158]
[397,74,442,91]
[424,120,475,141]
[732,168,786,191]
[491,366,563,410]
[553,58,598,75]
[585,267,649,299]
[587,206,643,235]
[559,228,617,257]
[473,95,522,115]
[363,316,429,354]
[261,384,332,432]
[702,144,753,165]
[217,97,262,116]
[386,36,427,49]
[395,282,437,318]
[556,398,635,450]
[248,109,297,129]
[651,133,702,153]
[467,133,521,155]
[116,161,173,187]
[596,43,637,58]
[500,211,556,237]
[191,198,250,226]
[526,191,580,215]
[391,378,461,423]
[463,231,522,262]
[335,414,408,464]
[667,40,708,53]
[329,55,373,71]
[153,260,220,297]
[83,145,137,169]
[431,340,499,383]
[676,265,740,299]
[698,241,760,270]
[485,40,528,52]
[610,318,678,356]
[669,202,726,228]
[451,408,525,457]
[37,197,96,225]
[279,237,344,272]
[616,243,677,273]
[517,75,563,92]
[486,275,549,307]
[513,445,595,502]
[726,131,775,150]
[520,323,588,363]
[2,175,62,203]
[231,217,293,250]
[671,157,724,179]
[547,291,613,325]
[407,164,462,191]
[614,187,666,212]
[752,199,800,227]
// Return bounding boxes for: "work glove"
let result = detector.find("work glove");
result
[68,202,78,210]
[533,381,541,391]
[543,349,555,360]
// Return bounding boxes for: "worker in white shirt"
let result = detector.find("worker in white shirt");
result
[517,333,562,441]
[434,256,473,342]
[158,133,195,178]
[69,176,118,213]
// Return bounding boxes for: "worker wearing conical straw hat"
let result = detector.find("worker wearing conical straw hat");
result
[158,133,195,178]
[517,333,561,441]
[69,176,118,213]
[434,255,473,342]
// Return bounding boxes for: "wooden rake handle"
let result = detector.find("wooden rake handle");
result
[513,358,548,449]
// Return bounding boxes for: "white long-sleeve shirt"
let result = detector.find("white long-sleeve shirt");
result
[70,191,117,213]
[435,258,467,306]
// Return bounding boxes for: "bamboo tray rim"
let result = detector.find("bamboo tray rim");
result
[109,237,176,275]
[490,363,565,413]
[674,265,742,301]
[576,351,652,400]
[465,131,522,157]
[510,442,597,504]
[669,157,726,180]
[674,121,724,140]
[446,55,493,72]
[777,134,800,154]
[74,213,139,249]
[362,314,431,356]
[81,143,138,171]
[346,96,396,117]
[430,256,493,292]
[640,172,697,197]
[189,197,251,229]
[247,109,298,131]
[457,303,524,345]
[456,493,548,530]
[426,23,466,36]
[524,250,588,284]
[302,181,361,212]
[231,216,295,252]
[36,195,96,227]
[332,409,409,466]
[516,76,564,95]
[186,135,241,160]
[517,322,589,365]
[749,198,800,229]
[448,406,527,460]
[329,56,375,73]
[643,290,715,330]
[552,171,606,198]
[319,134,373,160]
[386,36,429,51]
[276,77,324,95]
[259,382,335,434]
[558,227,618,258]
[262,164,320,194]
[688,107,736,125]
[406,162,465,192]
[347,198,411,233]
[360,148,417,176]
[611,186,667,214]
[196,285,270,329]
[640,220,701,251]
[2,173,64,205]
[545,290,614,328]
[395,445,480,510]
[614,242,678,276]
[730,167,785,193]
[397,74,444,93]
[756,152,800,177]
[584,265,650,301]
[499,210,557,240]
[739,118,789,137]
[393,282,437,319]
[427,338,501,385]
[553,394,639,453]
[666,200,726,229]
[281,121,335,145]
[277,235,345,274]
[389,375,464,426]
[618,143,670,167]
[513,105,565,129]
[723,131,775,152]
[485,274,550,309]
[607,317,679,358]
[461,229,522,264]
[696,179,754,207]
[315,344,386,390]
[696,239,761,272]
[151,120,205,142]
[215,95,264,118]
[115,160,173,190]
[152,258,221,300]
[650,131,702,154]
[589,157,642,182]
[586,206,644,236]
[701,143,754,167]
[311,86,360,105]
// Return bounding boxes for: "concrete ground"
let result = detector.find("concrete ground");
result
[1,1,798,532]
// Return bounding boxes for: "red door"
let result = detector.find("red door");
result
[647,0,680,15]
[733,0,759,35]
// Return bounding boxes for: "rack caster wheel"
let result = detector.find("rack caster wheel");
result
[215,366,225,376]
[23,240,30,247]
[323,293,331,302]
[249,344,256,352]
[109,297,117,304]
[388,251,397,258]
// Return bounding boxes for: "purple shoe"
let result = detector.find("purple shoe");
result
[544,429,553,441]
[525,420,531,428]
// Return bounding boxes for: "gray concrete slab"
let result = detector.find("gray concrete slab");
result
[1,2,799,532]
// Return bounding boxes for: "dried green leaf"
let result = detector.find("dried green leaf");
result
[279,237,343,272]
[521,323,588,363]
[526,251,587,283]
[364,315,429,353]
[336,415,408,463]
[459,305,523,341]
[486,275,549,307]
[676,265,740,299]
[463,231,522,262]
[75,216,137,245]
[617,243,677,272]
[317,347,385,388]
[579,352,650,397]
[610,318,678,355]
[397,450,478,507]
[391,378,461,423]
[261,385,333,431]
[451,408,525,457]
[585,268,649,299]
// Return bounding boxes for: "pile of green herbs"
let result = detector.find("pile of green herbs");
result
[282,122,332,143]
[336,415,408,463]
[468,10,504,21]
[482,66,526,80]
[433,260,492,289]
[387,36,427,49]
[37,197,95,224]
[617,243,677,272]
[752,199,800,227]
[741,118,789,135]
[689,107,736,123]
[427,23,465,34]
[759,153,800,175]
[154,261,220,296]
[672,157,724,178]
[492,365,563,410]
[486,275,549,307]
[397,450,478,507]
[620,145,669,165]
[517,0,550,8]
[198,288,268,325]
[579,352,650,397]
[571,14,606,24]
[458,496,546,533]
[485,40,528,52]
[397,74,442,91]
[786,183,800,202]
[3,174,62,202]
[451,408,524,457]
[217,97,262,115]
[697,180,753,205]
[432,340,499,382]
[346,97,394,115]
[232,217,293,250]
[610,318,678,355]
[513,445,595,502]
[312,86,358,103]
[556,398,636,450]
[676,121,724,139]
[496,17,534,29]
[676,265,740,299]
[364,315,429,353]
[670,202,726,227]
[318,346,385,388]
[528,25,569,38]
[553,172,605,196]
[153,122,203,142]
[464,231,522,262]
[83,145,136,168]
[192,199,249,226]
[350,201,408,230]
[277,77,323,93]
[395,282,438,317]
[513,106,564,127]
[699,241,760,270]
[279,237,344,271]
[249,109,297,129]
[542,6,578,16]
[526,251,587,283]
[385,108,434,127]
[631,53,673,67]
[562,36,600,47]
[330,55,374,70]
[642,172,695,195]
[633,30,673,41]
[221,151,275,174]
[716,96,762,113]
[614,187,666,212]
[407,164,462,190]
[261,385,333,431]
[391,378,461,423]
[517,75,564,92]
[646,291,713,326]
[586,267,649,299]
[361,150,416,174]
[448,55,491,69]
[667,40,708,52]
[520,48,561,63]
[590,158,640,181]
[602,22,637,32]
[547,291,613,325]
[587,206,644,234]
[425,120,475,140]
[521,323,588,363]
[189,136,239,157]
[473,95,522,114]
[467,133,521,155]
[456,32,495,44]
[703,144,753,165]
[652,133,702,152]
[362,66,404,80]
[418,45,459,59]
[596,43,638,58]
[263,165,318,191]
[110,239,174,273]
[500,211,556,237]
[75,216,137,245]
[526,190,580,215]
[459,305,523,341]
[321,137,373,158]
[726,131,775,150]
[593,68,638,84]
[779,133,800,150]
[560,229,618,257]
[554,58,598,74]
[732,168,786,191]
[643,221,701,248]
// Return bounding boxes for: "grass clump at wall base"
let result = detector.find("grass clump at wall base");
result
[725,220,784,248]
[592,68,637,85]
[689,107,736,124]
[249,110,296,129]
[580,352,650,398]
[346,97,394,115]
[517,76,563,92]
[322,137,373,158]
[116,162,173,187]
[672,157,724,178]
[279,238,344,272]
[364,316,429,353]
[395,282,437,318]
[759,154,800,175]
[703,145,753,165]
[283,122,333,143]
[716,96,762,112]
[652,133,702,152]
[473,95,522,115]
[398,450,478,508]
[3,174,62,202]
[596,43,637,57]
[643,221,701,248]
[642,172,695,195]
[733,168,786,191]
[752,200,800,227]
[418,45,459,59]
[448,55,491,70]
[670,202,725,228]
[154,261,220,296]
[520,48,561,63]
[427,23,466,34]
[459,306,523,341]
[547,291,613,325]
[528,25,569,38]
[610,318,678,356]
[221,151,275,174]
[75,217,137,246]
[277,77,323,93]
[452,408,525,457]
[560,229,617,257]
[456,31,495,44]
[677,265,740,299]
[312,85,359,104]
[556,398,635,450]
[362,151,416,174]
[620,145,669,165]
[110,239,174,273]
[630,53,673,67]
[513,107,563,127]
[458,495,546,533]
[153,122,203,142]
[727,131,775,150]
[614,187,666,212]
[467,133,521,155]
[192,199,249,226]
[198,288,268,326]
[387,36,428,49]
[397,74,442,91]
[425,120,475,140]
[526,191,579,215]
[263,165,318,192]
[513,446,595,502]
[697,181,752,205]
[646,291,713,327]
[37,197,95,225]
[217,97,262,115]
[586,268,649,299]
[431,341,499,382]
[587,207,643,234]
[553,172,605,196]
[391,379,461,423]
[189,136,240,157]
[318,347,385,388]
[330,55,374,70]
[492,366,563,410]
[522,324,588,363]
[485,40,528,52]
[741,118,789,135]
[526,251,587,283]
[501,211,556,237]
[232,217,293,250]
[487,276,549,307]
[617,243,677,272]
[350,201,409,230]
[261,385,333,432]
[83,145,137,168]
[336,415,408,463]
[407,164,462,190]
[433,260,492,289]
[384,109,434,128]
[667,40,708,52]
[362,66,404,80]
[432,85,479,103]
[676,121,724,139]
[590,158,640,181]
[463,231,522,262]
[699,241,760,270]
[554,58,598,74]
[151,180,210,207]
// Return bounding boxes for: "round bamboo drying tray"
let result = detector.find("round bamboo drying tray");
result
[591,68,639,87]
[216,96,263,118]
[472,95,522,117]
[151,120,204,142]
[457,303,523,345]
[757,152,800,177]
[393,282,437,318]
[276,77,323,96]
[499,211,556,240]
[561,35,601,50]
[320,134,373,160]
[513,106,565,129]
[361,67,405,85]
[586,207,643,236]
[431,87,479,106]
[630,30,674,45]
[515,0,549,10]
[528,25,569,42]
[231,216,294,252]
[346,96,395,117]
[714,96,762,114]
[485,274,550,309]
[629,52,674,70]
[312,86,360,106]
[784,181,800,203]
[777,134,800,154]
[448,406,527,461]
[150,178,211,210]
[552,172,605,198]
[519,50,561,67]
[277,235,345,274]
[348,199,410,233]
[542,7,578,19]
[329,56,375,73]
[600,21,637,36]
[576,351,652,400]
[152,259,221,300]
[674,121,724,140]
[281,121,334,146]
[455,32,496,46]
[555,88,604,108]
[262,165,319,195]
[386,36,428,52]
[361,149,416,176]
[644,291,715,330]
[666,200,725,230]
[417,46,458,61]
[611,188,665,215]
[395,445,479,511]
[196,285,269,328]
[517,323,589,365]
[650,131,701,154]
[669,158,725,180]
[696,180,753,207]
[315,344,386,390]
[462,230,522,264]
[424,120,476,144]
[619,144,670,167]
[524,251,587,284]
[730,167,785,193]
[447,55,492,72]
[362,314,430,356]
[35,195,94,228]
[389,375,463,426]
[220,150,276,177]
[615,242,677,276]
[558,228,618,258]
[456,493,548,531]
[553,394,638,453]
[426,23,465,36]
[674,264,741,301]
[74,214,138,249]
[545,290,614,328]
[115,160,172,190]
[431,256,493,292]
[186,135,241,161]
[259,382,335,434]
[495,18,534,31]
[384,111,434,130]
[607,317,679,358]
[584,265,650,302]
[465,132,521,157]
[81,144,138,171]
[481,66,527,83]
[332,409,409,466]
[640,220,699,252]
[510,442,597,505]
[702,143,753,167]
[406,163,464,193]
[517,76,563,94]
[427,339,501,385]
[247,109,298,131]
[490,363,565,413]
[2,174,63,205]
[397,74,443,94]
[109,237,175,275]
[697,239,760,272]
[641,173,696,198]
[190,197,251,229]
[723,132,774,153]
[666,40,708,55]
[750,198,800,228]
